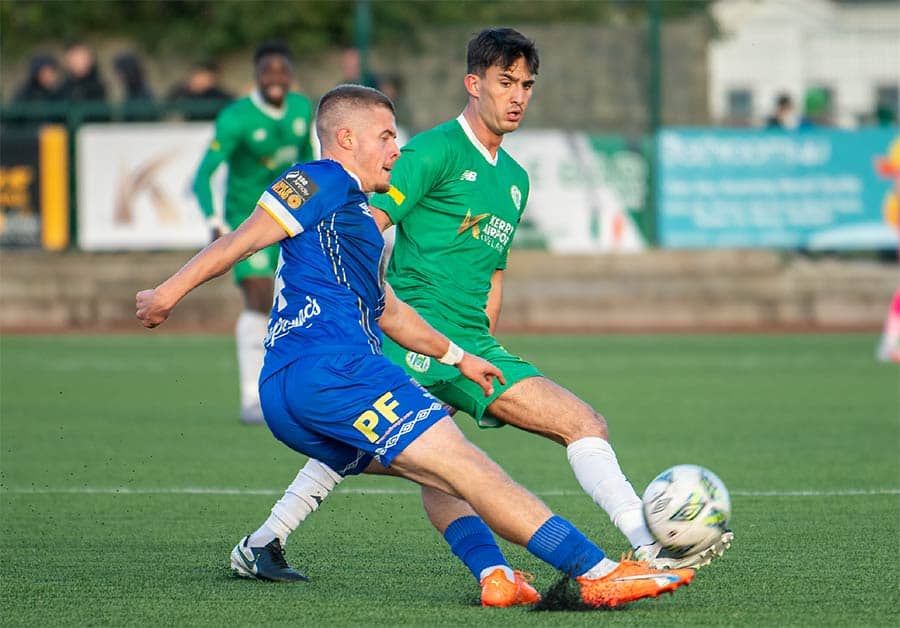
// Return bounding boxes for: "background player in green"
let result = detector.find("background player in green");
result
[192,42,314,424]
[234,28,731,603]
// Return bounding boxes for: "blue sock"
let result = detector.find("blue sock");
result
[443,516,508,582]
[526,515,606,578]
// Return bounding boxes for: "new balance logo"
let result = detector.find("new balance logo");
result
[460,170,478,182]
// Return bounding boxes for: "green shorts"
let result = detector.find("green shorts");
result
[382,331,541,428]
[233,243,279,284]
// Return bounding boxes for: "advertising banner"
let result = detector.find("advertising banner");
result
[0,125,69,249]
[502,131,648,253]
[658,127,900,249]
[77,123,214,250]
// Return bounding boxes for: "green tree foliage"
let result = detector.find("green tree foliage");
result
[0,0,711,61]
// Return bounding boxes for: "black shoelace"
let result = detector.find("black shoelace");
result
[266,540,291,569]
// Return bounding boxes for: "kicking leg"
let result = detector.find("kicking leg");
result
[381,416,695,609]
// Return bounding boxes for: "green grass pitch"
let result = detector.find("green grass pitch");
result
[1,334,898,626]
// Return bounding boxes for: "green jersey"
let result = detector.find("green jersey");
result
[370,115,529,333]
[193,91,314,227]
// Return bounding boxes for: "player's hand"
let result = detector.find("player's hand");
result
[135,288,171,329]
[456,353,506,397]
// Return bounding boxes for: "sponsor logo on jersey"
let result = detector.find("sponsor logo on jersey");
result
[264,295,322,347]
[386,185,405,206]
[292,118,307,136]
[271,169,319,209]
[405,352,431,373]
[458,209,491,238]
[510,185,522,211]
[458,210,514,251]
[460,170,478,182]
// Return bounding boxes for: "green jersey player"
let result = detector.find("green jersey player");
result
[235,28,732,601]
[192,42,313,424]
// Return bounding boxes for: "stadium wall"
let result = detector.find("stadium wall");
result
[0,249,894,333]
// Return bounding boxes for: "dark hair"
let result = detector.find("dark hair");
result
[466,27,539,77]
[254,41,293,65]
[315,84,395,145]
[776,93,793,108]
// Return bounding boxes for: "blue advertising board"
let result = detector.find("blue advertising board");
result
[658,127,899,249]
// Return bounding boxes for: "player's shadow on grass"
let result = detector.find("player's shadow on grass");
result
[531,575,597,612]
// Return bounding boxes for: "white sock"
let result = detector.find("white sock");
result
[567,437,655,549]
[236,311,268,413]
[478,565,515,583]
[247,459,343,547]
[581,557,619,579]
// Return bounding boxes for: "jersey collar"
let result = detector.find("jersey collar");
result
[337,161,364,191]
[251,89,287,120]
[456,113,498,167]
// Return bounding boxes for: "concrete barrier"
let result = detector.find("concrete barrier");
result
[0,249,896,333]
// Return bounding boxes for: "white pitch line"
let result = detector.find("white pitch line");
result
[1,487,898,497]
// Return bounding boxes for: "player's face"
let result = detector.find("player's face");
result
[354,106,400,194]
[473,57,535,137]
[256,54,293,107]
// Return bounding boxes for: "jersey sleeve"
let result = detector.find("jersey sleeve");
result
[192,107,241,218]
[369,131,449,224]
[256,162,337,237]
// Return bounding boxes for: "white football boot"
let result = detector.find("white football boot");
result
[635,530,734,570]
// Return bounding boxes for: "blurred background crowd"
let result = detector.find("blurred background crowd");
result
[2,0,896,131]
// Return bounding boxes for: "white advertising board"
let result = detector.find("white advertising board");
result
[502,130,647,253]
[77,123,214,250]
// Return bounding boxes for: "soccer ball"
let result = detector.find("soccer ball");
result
[641,464,731,557]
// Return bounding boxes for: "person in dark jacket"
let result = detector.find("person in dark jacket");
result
[61,41,109,121]
[113,51,157,121]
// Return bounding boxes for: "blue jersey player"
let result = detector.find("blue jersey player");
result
[136,85,695,609]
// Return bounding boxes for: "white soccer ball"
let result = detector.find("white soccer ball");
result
[641,464,731,557]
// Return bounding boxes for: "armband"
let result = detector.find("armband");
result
[438,341,465,366]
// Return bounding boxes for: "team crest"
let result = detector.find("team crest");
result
[405,352,431,373]
[510,185,522,211]
[293,118,307,136]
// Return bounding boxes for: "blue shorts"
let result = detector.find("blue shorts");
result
[259,352,448,476]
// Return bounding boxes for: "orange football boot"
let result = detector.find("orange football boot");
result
[480,568,542,607]
[577,559,694,608]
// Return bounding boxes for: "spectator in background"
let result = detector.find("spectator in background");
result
[13,54,65,104]
[339,47,380,89]
[798,87,831,129]
[167,61,234,121]
[765,92,795,129]
[61,41,107,102]
[113,52,157,121]
[61,41,108,122]
[9,54,66,124]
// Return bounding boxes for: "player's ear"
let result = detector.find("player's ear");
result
[464,73,479,98]
[336,127,353,150]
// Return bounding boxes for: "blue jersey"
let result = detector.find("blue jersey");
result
[257,160,386,382]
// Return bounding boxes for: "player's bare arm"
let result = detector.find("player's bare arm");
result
[485,269,504,334]
[378,282,505,396]
[136,206,286,328]
[370,205,393,231]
